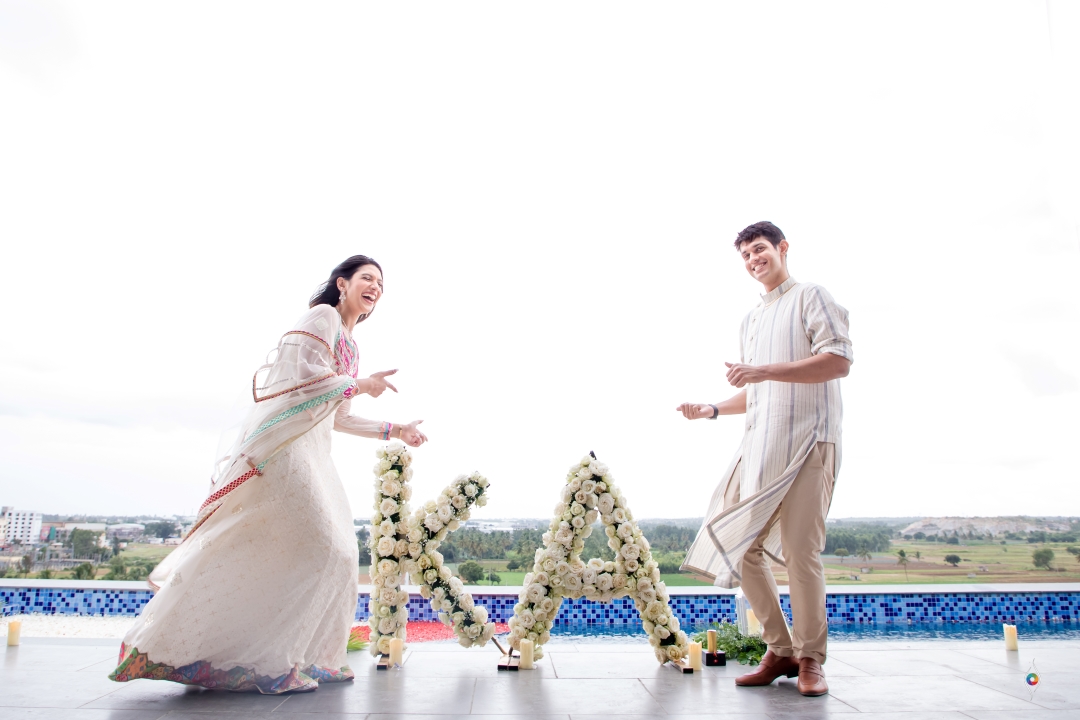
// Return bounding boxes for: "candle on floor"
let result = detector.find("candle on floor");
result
[519,639,535,669]
[746,610,761,637]
[706,628,717,654]
[389,637,404,666]
[1003,624,1018,651]
[6,620,21,646]
[688,641,702,671]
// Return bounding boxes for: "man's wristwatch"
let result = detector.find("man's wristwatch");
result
[707,404,720,420]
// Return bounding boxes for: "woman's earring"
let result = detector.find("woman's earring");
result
[339,289,346,305]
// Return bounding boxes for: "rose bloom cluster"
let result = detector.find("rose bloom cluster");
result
[368,442,496,653]
[367,442,415,656]
[508,455,689,664]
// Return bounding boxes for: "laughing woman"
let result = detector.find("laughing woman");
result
[110,255,428,693]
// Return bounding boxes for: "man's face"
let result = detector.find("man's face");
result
[739,236,788,288]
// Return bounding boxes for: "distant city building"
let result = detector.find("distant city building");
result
[0,514,8,545]
[1,507,43,545]
[106,523,146,540]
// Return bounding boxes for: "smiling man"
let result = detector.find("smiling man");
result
[678,221,852,697]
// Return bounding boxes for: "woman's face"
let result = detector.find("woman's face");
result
[338,264,384,319]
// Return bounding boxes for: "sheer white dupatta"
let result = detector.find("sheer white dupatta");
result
[149,304,357,589]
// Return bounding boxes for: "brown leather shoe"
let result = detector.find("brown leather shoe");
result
[797,657,829,696]
[735,650,799,686]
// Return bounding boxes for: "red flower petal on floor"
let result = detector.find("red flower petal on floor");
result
[349,622,509,644]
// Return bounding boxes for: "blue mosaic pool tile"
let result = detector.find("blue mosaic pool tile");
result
[4,585,1075,630]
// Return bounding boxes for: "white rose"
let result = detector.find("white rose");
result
[394,539,409,556]
[563,574,582,593]
[667,645,683,662]
[424,514,443,533]
[441,599,454,612]
[473,605,488,624]
[582,567,598,586]
[377,536,396,557]
[459,593,475,611]
[439,566,453,581]
[464,483,477,497]
[377,559,397,576]
[540,597,555,613]
[379,520,395,537]
[520,609,536,629]
[379,617,396,634]
[571,502,585,516]
[612,507,628,524]
[525,583,547,604]
[571,516,585,529]
[625,558,639,573]
[533,571,550,586]
[407,528,423,543]
[542,557,557,573]
[377,636,392,654]
[621,543,641,561]
[450,577,464,595]
[381,478,400,496]
[408,542,422,557]
[597,493,615,515]
[437,504,453,523]
[597,573,613,591]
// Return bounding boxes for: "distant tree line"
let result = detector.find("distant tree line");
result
[824,526,892,555]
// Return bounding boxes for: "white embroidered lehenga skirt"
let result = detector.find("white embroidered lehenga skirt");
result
[110,417,360,693]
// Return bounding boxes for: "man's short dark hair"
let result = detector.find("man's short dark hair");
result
[735,221,785,250]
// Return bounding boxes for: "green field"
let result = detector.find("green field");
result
[769,540,1080,586]
[451,561,712,587]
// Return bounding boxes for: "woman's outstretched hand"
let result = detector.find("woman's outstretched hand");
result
[364,369,399,398]
[398,419,427,447]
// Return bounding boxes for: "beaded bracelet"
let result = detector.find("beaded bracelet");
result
[381,422,394,441]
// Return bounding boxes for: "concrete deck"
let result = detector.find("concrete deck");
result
[2,636,1079,719]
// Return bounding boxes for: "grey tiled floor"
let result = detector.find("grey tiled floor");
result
[2,636,1078,719]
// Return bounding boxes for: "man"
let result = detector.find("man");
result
[678,221,852,697]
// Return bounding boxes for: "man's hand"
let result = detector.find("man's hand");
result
[676,403,715,420]
[725,362,770,388]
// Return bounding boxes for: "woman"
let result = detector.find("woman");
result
[110,255,427,694]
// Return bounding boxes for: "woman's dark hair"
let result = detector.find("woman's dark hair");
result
[309,255,383,324]
[734,221,785,250]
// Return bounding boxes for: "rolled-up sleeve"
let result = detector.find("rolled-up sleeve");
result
[804,286,853,363]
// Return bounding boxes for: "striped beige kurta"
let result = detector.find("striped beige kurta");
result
[683,277,853,588]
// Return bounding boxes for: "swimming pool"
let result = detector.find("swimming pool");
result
[546,620,1080,642]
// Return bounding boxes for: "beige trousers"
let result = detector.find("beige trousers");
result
[726,442,836,663]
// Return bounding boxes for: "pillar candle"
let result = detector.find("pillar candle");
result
[389,637,404,666]
[6,620,21,646]
[706,628,717,654]
[1003,624,1018,651]
[688,641,702,671]
[519,639,535,669]
[746,610,761,637]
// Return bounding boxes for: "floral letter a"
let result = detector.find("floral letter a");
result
[509,453,689,663]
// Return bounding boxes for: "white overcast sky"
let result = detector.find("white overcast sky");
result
[1,1,1078,522]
